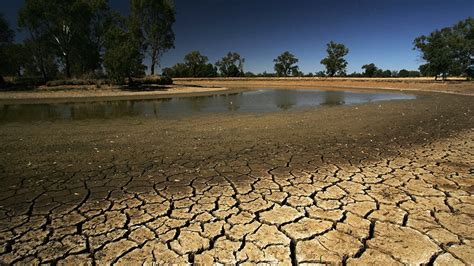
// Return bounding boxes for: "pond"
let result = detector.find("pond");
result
[0,89,416,123]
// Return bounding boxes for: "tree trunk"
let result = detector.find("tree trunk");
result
[65,53,71,78]
[150,49,157,76]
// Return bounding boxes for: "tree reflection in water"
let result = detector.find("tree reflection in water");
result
[274,89,296,110]
[322,91,345,106]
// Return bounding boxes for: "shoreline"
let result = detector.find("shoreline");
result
[0,78,472,104]
[0,86,237,104]
[174,77,474,96]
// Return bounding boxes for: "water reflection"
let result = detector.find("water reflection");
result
[0,89,416,123]
[275,90,296,110]
[322,91,345,106]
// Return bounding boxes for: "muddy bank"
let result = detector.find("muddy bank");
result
[174,77,474,95]
[0,85,234,104]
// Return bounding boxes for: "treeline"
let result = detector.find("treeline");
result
[0,1,472,85]
[162,17,473,80]
[0,0,175,85]
[163,49,422,78]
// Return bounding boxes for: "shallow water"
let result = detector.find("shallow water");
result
[0,89,415,123]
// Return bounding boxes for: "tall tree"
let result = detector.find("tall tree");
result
[184,51,209,77]
[0,14,13,44]
[0,14,15,84]
[414,29,453,80]
[103,14,145,84]
[361,63,377,77]
[131,0,176,75]
[163,51,217,78]
[216,52,245,77]
[320,41,349,77]
[273,51,299,77]
[18,0,111,78]
[414,17,473,80]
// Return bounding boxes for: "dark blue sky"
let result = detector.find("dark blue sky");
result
[2,0,473,73]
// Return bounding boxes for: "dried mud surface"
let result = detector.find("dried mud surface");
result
[0,92,473,265]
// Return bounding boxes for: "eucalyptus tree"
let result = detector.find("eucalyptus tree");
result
[103,14,145,84]
[320,41,349,77]
[273,51,299,77]
[131,0,176,75]
[414,17,473,80]
[0,13,14,83]
[216,52,245,77]
[361,63,377,77]
[18,0,112,78]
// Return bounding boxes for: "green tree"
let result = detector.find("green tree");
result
[103,14,145,84]
[273,51,299,77]
[183,51,217,77]
[184,51,208,76]
[381,70,392,77]
[408,70,421,77]
[163,51,217,77]
[216,52,245,77]
[361,63,377,77]
[315,71,326,77]
[244,71,256,77]
[398,69,409,77]
[3,44,30,77]
[414,17,473,80]
[74,0,112,75]
[131,0,175,75]
[414,30,452,80]
[320,41,349,77]
[18,0,112,78]
[0,14,13,44]
[0,13,14,84]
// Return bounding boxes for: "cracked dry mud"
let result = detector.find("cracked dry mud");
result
[0,91,473,265]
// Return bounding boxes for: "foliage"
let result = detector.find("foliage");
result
[0,14,13,44]
[216,52,245,77]
[18,0,112,78]
[103,15,145,84]
[256,71,277,77]
[361,63,377,77]
[0,14,14,84]
[414,17,473,80]
[163,51,217,77]
[320,41,349,77]
[2,44,29,76]
[244,71,256,77]
[398,69,420,77]
[273,51,299,77]
[131,0,175,75]
[315,71,326,77]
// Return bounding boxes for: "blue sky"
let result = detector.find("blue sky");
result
[2,0,473,74]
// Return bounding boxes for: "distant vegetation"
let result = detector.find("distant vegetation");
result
[0,0,472,87]
[273,51,300,77]
[320,41,349,77]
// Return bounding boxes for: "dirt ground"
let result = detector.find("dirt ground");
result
[175,77,474,96]
[0,85,231,104]
[0,88,473,264]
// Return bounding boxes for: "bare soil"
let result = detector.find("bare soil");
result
[0,87,473,264]
[175,77,474,95]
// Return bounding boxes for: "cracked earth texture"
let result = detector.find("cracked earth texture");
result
[0,91,473,265]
